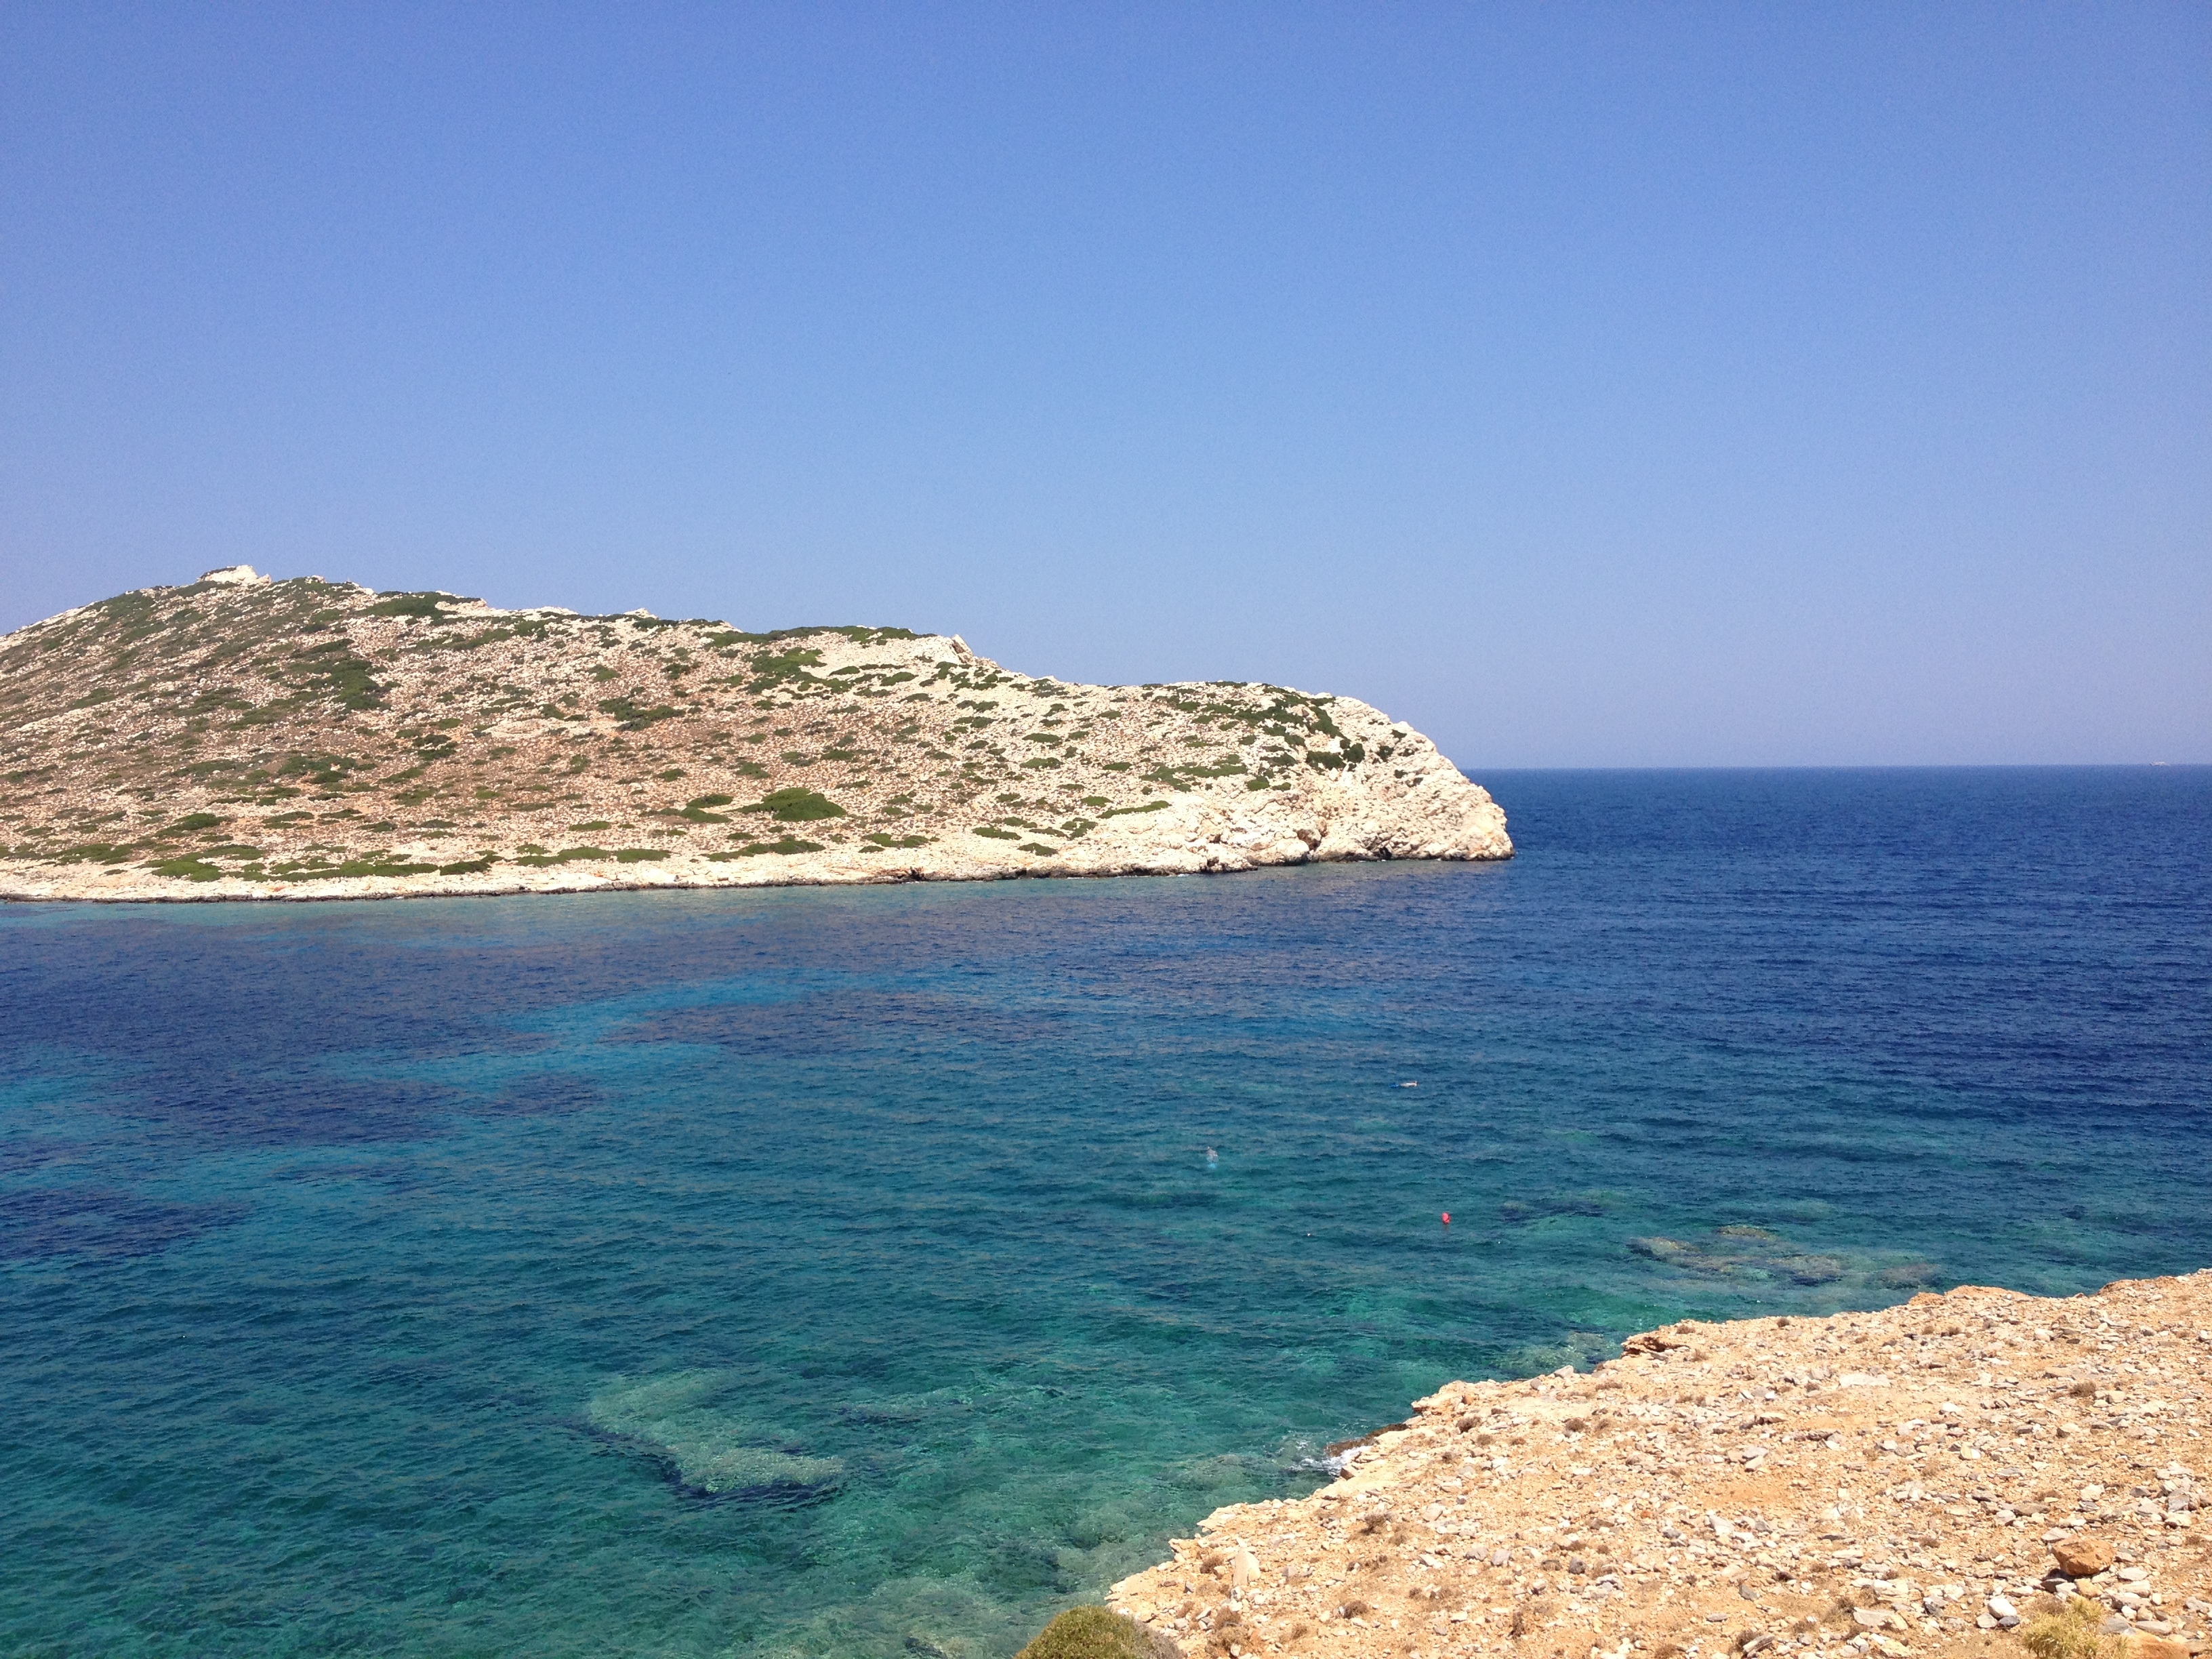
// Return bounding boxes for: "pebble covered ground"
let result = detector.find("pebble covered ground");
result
[0,568,1508,901]
[1108,1272,2212,1659]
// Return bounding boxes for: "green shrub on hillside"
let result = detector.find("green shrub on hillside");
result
[512,846,611,866]
[597,697,680,731]
[2018,1597,2124,1659]
[147,856,223,882]
[1013,1606,1179,1659]
[744,787,845,823]
[710,837,825,859]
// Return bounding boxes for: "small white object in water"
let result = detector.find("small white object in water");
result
[1399,1081,1418,1088]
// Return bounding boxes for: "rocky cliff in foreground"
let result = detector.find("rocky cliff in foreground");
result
[1106,1271,2211,1659]
[0,567,1510,902]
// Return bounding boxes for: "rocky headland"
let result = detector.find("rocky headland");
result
[1105,1271,2211,1659]
[0,567,1509,902]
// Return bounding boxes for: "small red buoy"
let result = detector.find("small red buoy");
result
[1441,1212,1451,1226]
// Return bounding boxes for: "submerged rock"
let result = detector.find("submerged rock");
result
[1629,1227,1933,1294]
[584,1370,841,1500]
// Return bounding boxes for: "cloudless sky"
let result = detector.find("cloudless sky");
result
[3,3,2207,766]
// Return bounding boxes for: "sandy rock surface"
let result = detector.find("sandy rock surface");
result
[1109,1272,2212,1659]
[0,571,1509,902]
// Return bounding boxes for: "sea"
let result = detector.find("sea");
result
[3,767,2206,1658]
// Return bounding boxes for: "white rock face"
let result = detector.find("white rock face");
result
[197,565,270,586]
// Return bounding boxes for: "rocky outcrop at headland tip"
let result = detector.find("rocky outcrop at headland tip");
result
[1106,1271,2212,1659]
[0,568,1509,902]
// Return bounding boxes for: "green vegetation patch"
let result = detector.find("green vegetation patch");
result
[862,832,931,848]
[52,842,137,865]
[746,647,827,690]
[283,638,382,710]
[268,855,442,880]
[675,794,733,823]
[146,856,224,882]
[710,837,826,859]
[597,697,681,731]
[1013,1607,1176,1659]
[2018,1597,2123,1659]
[1101,801,1170,819]
[1145,756,1247,784]
[506,844,668,872]
[419,619,548,652]
[512,846,612,867]
[742,787,846,823]
[973,826,1020,840]
[272,753,360,790]
[367,590,467,619]
[708,623,918,653]
[89,590,166,637]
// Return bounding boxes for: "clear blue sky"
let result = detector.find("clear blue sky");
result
[4,4,2206,766]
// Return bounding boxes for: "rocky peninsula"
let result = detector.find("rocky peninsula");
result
[1106,1271,2211,1659]
[0,567,1509,902]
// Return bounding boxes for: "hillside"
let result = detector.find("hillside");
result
[0,567,1511,901]
[1107,1269,2211,1659]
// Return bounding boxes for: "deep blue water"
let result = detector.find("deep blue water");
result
[3,768,2207,1658]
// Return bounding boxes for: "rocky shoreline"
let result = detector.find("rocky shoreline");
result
[1107,1271,2211,1659]
[0,569,1510,903]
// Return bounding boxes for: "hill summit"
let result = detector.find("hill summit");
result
[0,569,1510,901]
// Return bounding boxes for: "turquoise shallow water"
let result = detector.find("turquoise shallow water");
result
[3,768,2207,1657]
